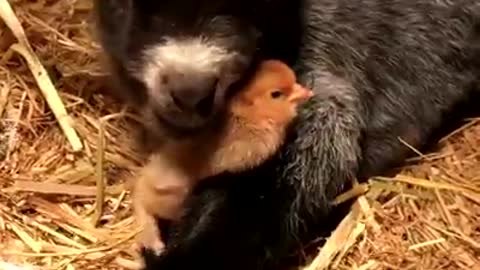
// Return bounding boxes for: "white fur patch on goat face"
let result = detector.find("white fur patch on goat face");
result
[131,37,237,94]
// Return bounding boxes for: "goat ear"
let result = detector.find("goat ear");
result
[93,0,134,56]
[94,0,133,30]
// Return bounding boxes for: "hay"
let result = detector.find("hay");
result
[0,1,478,270]
[307,122,480,270]
[0,1,143,269]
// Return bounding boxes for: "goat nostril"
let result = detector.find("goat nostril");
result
[169,77,220,117]
[171,92,186,110]
[170,88,216,117]
[195,77,220,117]
[195,89,216,117]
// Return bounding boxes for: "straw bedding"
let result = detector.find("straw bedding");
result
[0,1,478,270]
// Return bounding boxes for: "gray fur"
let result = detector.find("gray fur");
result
[281,0,480,231]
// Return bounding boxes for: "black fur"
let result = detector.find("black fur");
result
[92,0,480,269]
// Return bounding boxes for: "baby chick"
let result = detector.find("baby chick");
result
[133,60,313,255]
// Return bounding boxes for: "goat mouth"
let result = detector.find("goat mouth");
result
[151,109,208,137]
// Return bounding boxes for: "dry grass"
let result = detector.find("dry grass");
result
[0,1,478,270]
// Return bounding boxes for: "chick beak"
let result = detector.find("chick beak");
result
[288,83,314,103]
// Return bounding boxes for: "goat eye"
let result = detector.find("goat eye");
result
[270,90,283,98]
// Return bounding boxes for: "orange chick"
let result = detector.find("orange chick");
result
[132,60,313,256]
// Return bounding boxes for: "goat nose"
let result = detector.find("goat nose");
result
[170,86,217,117]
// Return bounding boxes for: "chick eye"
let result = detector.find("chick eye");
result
[270,90,283,99]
